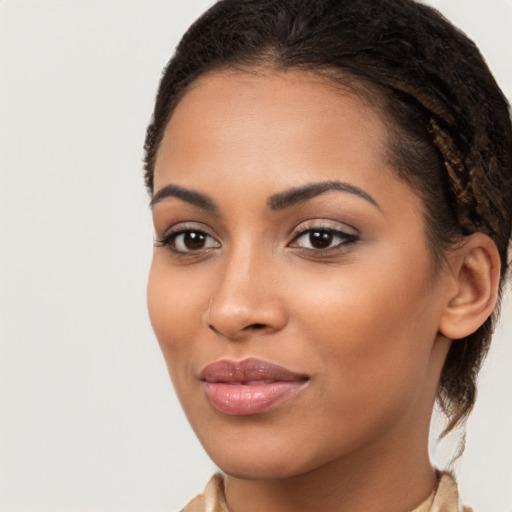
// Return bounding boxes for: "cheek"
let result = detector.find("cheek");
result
[288,250,439,403]
[283,273,438,454]
[147,256,209,359]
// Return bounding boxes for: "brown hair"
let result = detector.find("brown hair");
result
[144,0,512,435]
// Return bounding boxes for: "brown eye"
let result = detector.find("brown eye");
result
[290,227,358,251]
[156,229,221,254]
[309,230,333,249]
[183,231,207,250]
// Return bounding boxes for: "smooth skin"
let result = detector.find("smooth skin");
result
[148,70,500,512]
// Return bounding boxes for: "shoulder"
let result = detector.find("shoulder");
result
[181,473,228,512]
[429,471,474,512]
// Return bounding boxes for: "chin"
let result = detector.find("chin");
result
[213,452,312,481]
[195,425,334,481]
[185,399,304,476]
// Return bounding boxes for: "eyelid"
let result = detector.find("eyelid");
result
[155,221,216,240]
[155,229,218,246]
[154,223,221,254]
[288,220,360,251]
[289,219,359,238]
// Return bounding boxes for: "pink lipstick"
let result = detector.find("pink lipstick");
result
[200,358,308,416]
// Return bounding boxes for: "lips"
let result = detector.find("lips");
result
[200,358,309,416]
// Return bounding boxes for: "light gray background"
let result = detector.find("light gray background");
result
[0,1,511,511]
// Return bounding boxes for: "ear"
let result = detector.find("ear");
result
[439,233,501,340]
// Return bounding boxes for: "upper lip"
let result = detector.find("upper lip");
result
[200,357,309,383]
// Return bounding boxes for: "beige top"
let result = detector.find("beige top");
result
[181,472,473,512]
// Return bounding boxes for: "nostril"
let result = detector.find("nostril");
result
[246,323,267,330]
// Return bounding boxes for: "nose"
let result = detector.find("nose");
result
[204,245,288,341]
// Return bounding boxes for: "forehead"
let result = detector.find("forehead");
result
[153,69,393,192]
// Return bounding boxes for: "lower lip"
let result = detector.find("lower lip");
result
[204,381,307,415]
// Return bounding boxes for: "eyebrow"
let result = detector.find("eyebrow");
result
[150,184,218,211]
[267,180,380,210]
[150,179,380,212]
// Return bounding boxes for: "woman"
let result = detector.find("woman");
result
[143,1,512,511]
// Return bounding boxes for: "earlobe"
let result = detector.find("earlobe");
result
[439,233,501,340]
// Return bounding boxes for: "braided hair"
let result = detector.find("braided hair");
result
[144,0,512,436]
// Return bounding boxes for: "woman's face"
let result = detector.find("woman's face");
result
[148,70,451,479]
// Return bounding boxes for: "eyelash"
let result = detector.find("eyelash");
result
[155,225,359,256]
[289,226,359,252]
[154,228,220,254]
